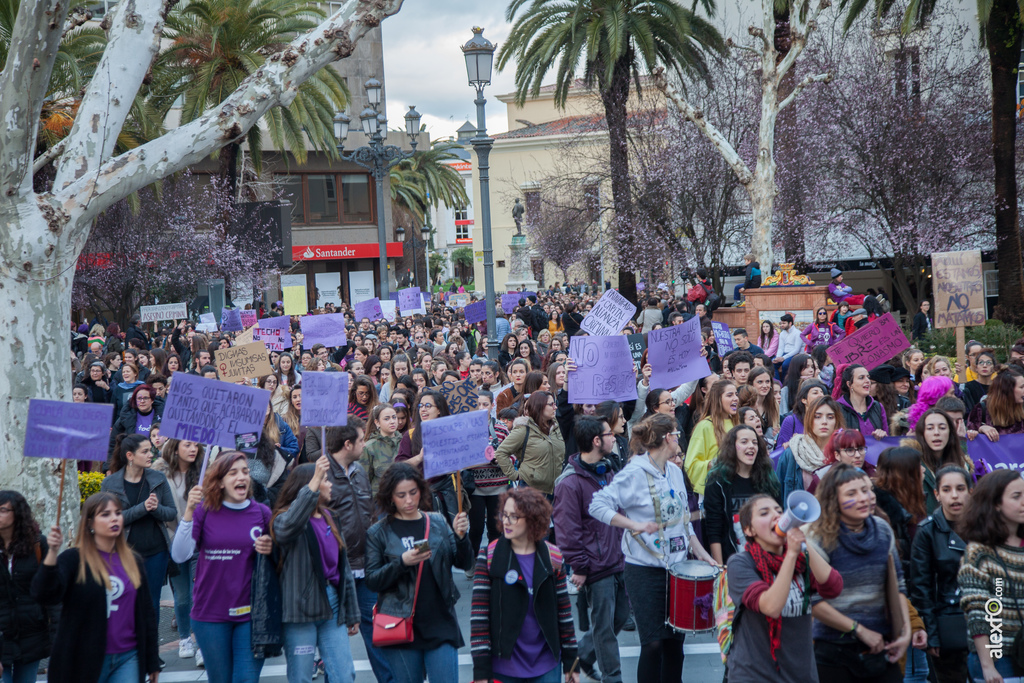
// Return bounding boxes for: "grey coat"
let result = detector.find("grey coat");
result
[99,468,177,551]
[272,487,359,626]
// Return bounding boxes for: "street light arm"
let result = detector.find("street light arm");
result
[339,143,416,180]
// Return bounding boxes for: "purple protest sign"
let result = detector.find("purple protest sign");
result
[464,300,488,324]
[258,316,292,331]
[300,312,347,347]
[398,287,422,313]
[301,371,349,427]
[221,307,243,332]
[826,313,910,370]
[24,400,114,461]
[711,321,734,352]
[239,310,258,329]
[523,291,537,300]
[567,336,638,404]
[648,316,711,388]
[354,297,384,322]
[501,293,520,314]
[422,410,491,479]
[580,289,637,337]
[863,436,905,466]
[161,372,270,448]
[968,434,1024,471]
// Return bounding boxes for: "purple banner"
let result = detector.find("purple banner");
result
[300,312,347,347]
[968,434,1024,471]
[161,372,270,448]
[353,297,384,323]
[501,293,520,314]
[711,321,734,352]
[648,316,711,388]
[24,400,114,461]
[567,335,638,404]
[464,300,487,324]
[864,436,905,466]
[523,290,537,300]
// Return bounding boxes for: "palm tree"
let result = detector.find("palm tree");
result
[451,246,474,284]
[153,0,349,193]
[390,142,471,223]
[497,0,726,304]
[839,0,1023,323]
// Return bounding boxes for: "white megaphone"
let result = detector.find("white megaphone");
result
[774,490,821,537]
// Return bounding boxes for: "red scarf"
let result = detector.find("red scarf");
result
[746,541,808,668]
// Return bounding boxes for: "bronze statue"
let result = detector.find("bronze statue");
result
[512,197,525,235]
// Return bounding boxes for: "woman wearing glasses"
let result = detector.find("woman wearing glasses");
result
[395,390,462,524]
[109,384,164,453]
[800,308,845,353]
[493,391,564,497]
[590,413,717,683]
[960,349,997,414]
[824,429,875,478]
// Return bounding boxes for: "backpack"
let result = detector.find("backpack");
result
[713,571,741,662]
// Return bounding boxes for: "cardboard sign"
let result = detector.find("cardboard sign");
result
[215,342,273,382]
[380,300,397,322]
[282,274,308,316]
[826,313,910,371]
[500,293,520,314]
[301,371,349,427]
[627,333,646,373]
[580,289,637,337]
[648,316,711,388]
[932,250,986,328]
[239,310,258,329]
[450,294,470,309]
[235,326,255,346]
[398,287,424,315]
[354,297,384,323]
[300,313,347,348]
[140,302,187,323]
[567,336,638,404]
[711,321,734,352]
[464,300,487,324]
[161,372,271,448]
[422,410,491,479]
[221,308,243,332]
[24,400,115,461]
[439,379,479,414]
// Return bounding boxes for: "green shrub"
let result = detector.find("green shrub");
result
[912,320,1024,362]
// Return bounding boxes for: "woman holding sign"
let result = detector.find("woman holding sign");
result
[31,492,161,683]
[395,390,463,523]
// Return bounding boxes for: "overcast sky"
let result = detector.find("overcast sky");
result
[381,2,519,142]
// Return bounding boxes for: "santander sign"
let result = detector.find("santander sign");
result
[292,242,404,261]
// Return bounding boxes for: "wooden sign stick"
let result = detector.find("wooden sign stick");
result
[455,471,463,515]
[956,325,967,384]
[55,460,66,524]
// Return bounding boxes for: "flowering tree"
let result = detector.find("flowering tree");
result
[524,195,595,282]
[73,177,280,327]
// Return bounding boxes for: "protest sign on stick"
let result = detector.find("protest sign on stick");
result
[627,334,646,373]
[353,298,384,323]
[580,289,637,337]
[300,313,347,347]
[239,309,258,329]
[161,373,270,450]
[825,313,910,371]
[932,250,986,382]
[567,336,638,404]
[215,342,273,382]
[711,321,734,352]
[301,372,350,427]
[140,302,187,323]
[647,316,712,388]
[500,293,520,314]
[464,300,487,324]
[422,411,490,479]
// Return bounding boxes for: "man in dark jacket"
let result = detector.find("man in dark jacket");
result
[125,314,150,350]
[323,420,394,683]
[553,416,628,683]
[528,295,548,336]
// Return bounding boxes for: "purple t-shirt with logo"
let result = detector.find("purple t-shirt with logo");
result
[310,516,341,585]
[493,552,558,679]
[191,501,270,622]
[100,551,137,654]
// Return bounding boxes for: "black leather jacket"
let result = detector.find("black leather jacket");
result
[364,512,474,619]
[909,508,967,648]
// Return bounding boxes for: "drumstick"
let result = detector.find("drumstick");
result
[568,657,579,676]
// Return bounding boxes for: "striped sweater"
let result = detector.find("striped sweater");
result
[958,542,1024,648]
[470,538,577,681]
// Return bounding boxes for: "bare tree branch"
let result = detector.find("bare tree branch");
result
[778,72,833,110]
[32,139,66,176]
[62,6,92,38]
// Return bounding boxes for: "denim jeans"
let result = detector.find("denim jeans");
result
[489,665,562,683]
[577,573,629,683]
[168,558,194,639]
[2,659,41,683]
[140,551,169,618]
[283,584,355,683]
[355,577,394,683]
[967,651,1017,682]
[96,650,138,683]
[902,647,929,683]
[192,619,264,683]
[383,642,458,683]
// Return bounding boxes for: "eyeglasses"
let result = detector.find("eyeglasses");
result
[840,447,867,456]
[977,360,995,367]
[418,403,435,410]
[500,512,521,524]
[136,395,152,402]
[659,398,676,406]
[600,432,615,438]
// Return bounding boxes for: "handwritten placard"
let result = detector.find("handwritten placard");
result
[826,313,910,370]
[239,310,258,329]
[450,294,470,309]
[711,321,734,352]
[300,313,347,348]
[567,336,638,404]
[221,308,243,332]
[253,326,288,352]
[627,333,646,373]
[422,410,491,479]
[215,342,273,382]
[398,287,424,315]
[439,379,479,414]
[464,300,488,324]
[580,289,637,337]
[354,297,384,323]
[161,372,270,448]
[500,293,520,314]
[140,302,187,324]
[932,250,986,328]
[24,400,114,461]
[380,300,397,322]
[301,371,349,427]
[648,316,711,388]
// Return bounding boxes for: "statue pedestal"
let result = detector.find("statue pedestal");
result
[713,285,834,332]
[504,234,539,291]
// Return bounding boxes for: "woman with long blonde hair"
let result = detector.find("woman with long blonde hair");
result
[684,380,738,494]
[31,492,160,683]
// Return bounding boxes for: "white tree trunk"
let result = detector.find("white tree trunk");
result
[0,0,406,529]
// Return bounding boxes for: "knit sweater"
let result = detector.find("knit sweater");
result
[958,542,1024,650]
[807,516,905,642]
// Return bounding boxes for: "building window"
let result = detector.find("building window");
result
[524,190,540,226]
[456,224,470,241]
[497,260,506,268]
[893,48,920,101]
[275,173,374,225]
[454,205,469,222]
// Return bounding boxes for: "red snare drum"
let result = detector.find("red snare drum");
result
[667,560,719,633]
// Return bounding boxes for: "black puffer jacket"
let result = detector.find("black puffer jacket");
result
[909,508,967,648]
[108,397,166,453]
[0,536,56,666]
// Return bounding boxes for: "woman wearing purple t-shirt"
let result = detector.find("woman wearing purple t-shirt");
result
[170,450,273,683]
[31,492,160,683]
[271,458,360,683]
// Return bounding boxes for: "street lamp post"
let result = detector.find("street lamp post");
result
[395,223,431,290]
[333,81,421,300]
[462,27,498,360]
